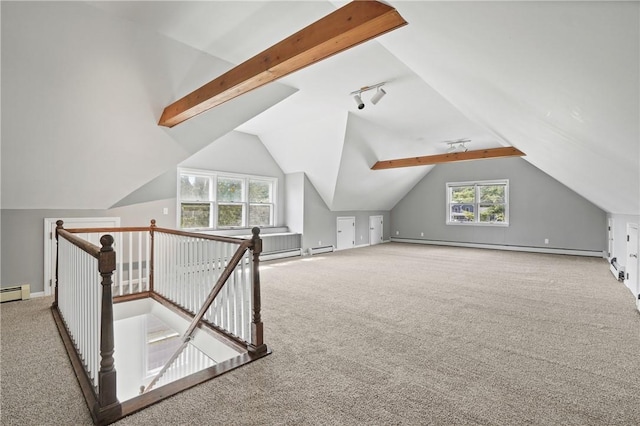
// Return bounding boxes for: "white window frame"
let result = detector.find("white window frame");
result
[446,179,509,226]
[177,168,277,230]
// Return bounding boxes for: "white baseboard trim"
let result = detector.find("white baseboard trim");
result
[354,244,369,249]
[391,238,605,258]
[31,291,45,298]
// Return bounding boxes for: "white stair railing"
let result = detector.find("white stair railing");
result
[57,236,101,389]
[153,231,252,344]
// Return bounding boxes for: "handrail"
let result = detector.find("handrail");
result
[66,225,251,246]
[152,227,251,245]
[57,228,101,259]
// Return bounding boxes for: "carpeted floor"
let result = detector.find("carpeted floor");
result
[1,243,639,425]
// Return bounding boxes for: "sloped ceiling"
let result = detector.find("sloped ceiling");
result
[2,1,638,215]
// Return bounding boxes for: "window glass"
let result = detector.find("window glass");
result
[451,186,474,203]
[181,204,211,228]
[180,175,210,201]
[249,204,272,226]
[479,185,505,203]
[218,204,244,227]
[217,177,243,202]
[249,180,272,203]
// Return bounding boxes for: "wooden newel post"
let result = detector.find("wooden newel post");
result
[53,220,64,308]
[249,227,267,354]
[95,234,121,422]
[149,219,156,293]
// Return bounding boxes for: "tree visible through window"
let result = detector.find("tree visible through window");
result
[178,169,276,230]
[447,180,508,225]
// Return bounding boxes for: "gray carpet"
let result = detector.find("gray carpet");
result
[2,243,639,425]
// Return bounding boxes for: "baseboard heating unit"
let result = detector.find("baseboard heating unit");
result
[0,284,30,303]
[609,257,625,281]
[309,245,334,256]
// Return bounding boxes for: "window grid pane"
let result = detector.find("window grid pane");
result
[217,177,244,202]
[249,204,273,226]
[181,203,211,228]
[180,175,211,201]
[218,204,244,228]
[249,180,272,203]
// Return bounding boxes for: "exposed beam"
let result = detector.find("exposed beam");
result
[159,1,408,128]
[371,147,526,170]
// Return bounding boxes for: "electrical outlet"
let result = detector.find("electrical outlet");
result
[421,232,424,237]
[360,235,363,240]
[395,231,399,235]
[544,238,549,244]
[163,207,169,215]
[318,240,322,246]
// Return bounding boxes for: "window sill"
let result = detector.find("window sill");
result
[446,222,509,227]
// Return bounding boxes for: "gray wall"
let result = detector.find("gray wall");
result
[391,157,606,252]
[303,174,390,252]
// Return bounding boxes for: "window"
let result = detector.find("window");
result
[178,168,276,229]
[446,180,508,226]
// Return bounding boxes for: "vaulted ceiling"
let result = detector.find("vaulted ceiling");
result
[2,1,638,215]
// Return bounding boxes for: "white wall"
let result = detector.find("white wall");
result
[285,172,305,235]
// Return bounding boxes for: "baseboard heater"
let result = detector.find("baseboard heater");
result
[0,284,30,303]
[261,249,303,261]
[609,257,625,281]
[309,245,334,255]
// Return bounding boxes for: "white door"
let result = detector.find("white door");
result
[44,217,120,296]
[336,217,355,251]
[369,215,383,246]
[625,223,639,302]
[607,218,614,260]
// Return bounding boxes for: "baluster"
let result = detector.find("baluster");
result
[137,231,142,293]
[54,220,64,307]
[117,233,123,297]
[149,219,156,293]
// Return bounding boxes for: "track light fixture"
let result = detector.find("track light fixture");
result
[446,139,470,153]
[371,87,387,105]
[350,82,386,110]
[353,93,364,110]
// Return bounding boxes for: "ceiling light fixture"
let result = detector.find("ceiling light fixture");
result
[446,139,470,153]
[371,87,387,105]
[350,82,386,110]
[353,93,365,110]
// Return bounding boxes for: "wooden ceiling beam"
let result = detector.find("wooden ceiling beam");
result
[371,147,526,170]
[158,1,408,128]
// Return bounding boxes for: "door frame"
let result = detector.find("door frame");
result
[336,216,355,251]
[607,217,614,260]
[369,215,383,246]
[625,222,639,301]
[44,217,121,296]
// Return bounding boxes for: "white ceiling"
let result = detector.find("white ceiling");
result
[2,1,638,215]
